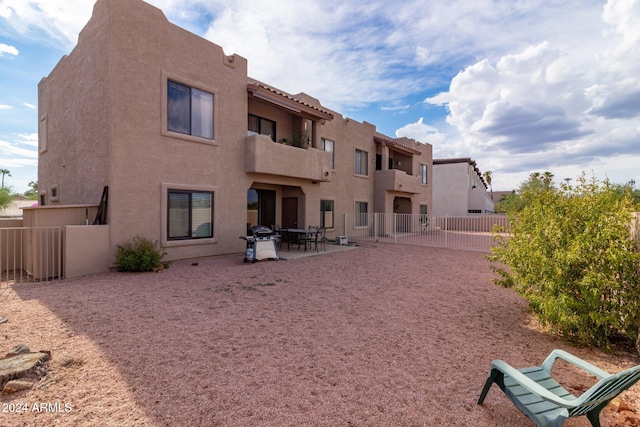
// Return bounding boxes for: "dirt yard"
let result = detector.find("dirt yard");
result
[1,243,639,426]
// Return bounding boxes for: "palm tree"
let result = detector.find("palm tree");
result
[542,171,555,189]
[0,169,11,189]
[483,170,493,197]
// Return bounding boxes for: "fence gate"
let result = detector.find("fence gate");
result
[1,226,63,288]
[343,213,509,253]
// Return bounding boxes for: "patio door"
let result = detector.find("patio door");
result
[394,196,412,232]
[247,189,276,229]
[282,197,298,228]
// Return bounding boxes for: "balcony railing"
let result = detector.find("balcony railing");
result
[374,169,423,194]
[245,134,332,182]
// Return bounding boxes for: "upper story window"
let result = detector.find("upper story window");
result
[321,138,335,169]
[421,164,428,184]
[167,80,214,140]
[355,149,368,176]
[248,114,276,141]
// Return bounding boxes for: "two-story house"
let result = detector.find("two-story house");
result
[37,0,433,263]
[432,158,494,216]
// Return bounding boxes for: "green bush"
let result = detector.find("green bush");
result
[0,187,13,212]
[115,235,166,272]
[490,174,640,350]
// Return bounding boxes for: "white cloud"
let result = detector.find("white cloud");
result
[3,0,637,192]
[198,0,424,112]
[0,139,38,159]
[421,0,640,190]
[0,104,12,110]
[23,102,35,109]
[0,0,93,49]
[395,117,447,146]
[0,43,19,56]
[17,133,38,147]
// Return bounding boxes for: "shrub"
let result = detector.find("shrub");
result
[0,187,13,212]
[115,235,166,272]
[490,174,640,351]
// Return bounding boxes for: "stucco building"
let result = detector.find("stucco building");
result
[37,0,433,263]
[432,158,494,216]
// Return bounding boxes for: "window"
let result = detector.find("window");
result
[167,80,214,139]
[321,200,334,229]
[355,201,368,227]
[420,204,428,215]
[421,164,428,184]
[321,138,335,169]
[248,114,276,141]
[168,190,213,240]
[39,116,47,153]
[50,185,59,202]
[355,149,368,175]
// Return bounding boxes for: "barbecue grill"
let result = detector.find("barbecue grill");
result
[240,225,279,262]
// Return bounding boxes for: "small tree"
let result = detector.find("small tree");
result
[490,173,640,350]
[0,187,12,212]
[23,181,38,200]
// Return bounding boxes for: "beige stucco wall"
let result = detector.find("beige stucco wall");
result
[433,162,470,216]
[39,0,251,262]
[38,0,433,263]
[433,161,493,215]
[65,225,110,278]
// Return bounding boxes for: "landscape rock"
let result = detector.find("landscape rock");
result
[6,343,31,356]
[611,397,637,413]
[1,378,38,395]
[0,350,51,391]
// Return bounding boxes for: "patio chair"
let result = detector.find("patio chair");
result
[304,226,319,251]
[316,227,327,251]
[478,349,640,427]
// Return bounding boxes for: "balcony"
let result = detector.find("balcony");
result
[245,134,332,182]
[374,169,423,194]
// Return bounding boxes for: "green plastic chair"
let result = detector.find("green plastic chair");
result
[478,349,640,427]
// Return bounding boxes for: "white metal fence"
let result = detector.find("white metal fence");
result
[343,213,509,252]
[1,227,63,287]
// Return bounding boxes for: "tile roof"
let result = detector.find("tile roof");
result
[247,81,334,121]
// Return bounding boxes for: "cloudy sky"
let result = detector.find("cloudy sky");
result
[0,0,639,193]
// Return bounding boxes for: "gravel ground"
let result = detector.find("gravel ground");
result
[1,242,639,426]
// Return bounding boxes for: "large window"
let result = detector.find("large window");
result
[355,201,368,227]
[355,149,368,176]
[248,114,276,141]
[421,164,428,184]
[321,200,334,229]
[168,81,214,139]
[168,190,213,240]
[321,138,335,169]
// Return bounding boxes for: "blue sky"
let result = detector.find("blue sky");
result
[1,0,639,193]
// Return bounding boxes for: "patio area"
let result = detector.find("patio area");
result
[1,243,638,426]
[277,240,358,260]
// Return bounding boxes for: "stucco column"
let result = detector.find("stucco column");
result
[382,144,390,170]
[311,120,320,149]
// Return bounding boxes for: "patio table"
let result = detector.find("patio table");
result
[280,228,319,251]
